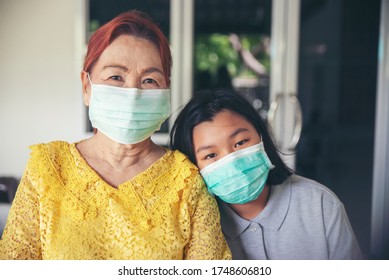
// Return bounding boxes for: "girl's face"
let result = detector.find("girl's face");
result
[193,109,262,170]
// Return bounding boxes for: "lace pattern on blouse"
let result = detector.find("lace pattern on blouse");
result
[0,141,231,260]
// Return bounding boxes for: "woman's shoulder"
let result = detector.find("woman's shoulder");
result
[21,141,76,195]
[160,149,203,184]
[168,149,200,170]
[27,140,73,172]
[29,140,71,154]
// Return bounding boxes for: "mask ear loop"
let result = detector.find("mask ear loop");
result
[85,72,98,135]
[86,72,93,85]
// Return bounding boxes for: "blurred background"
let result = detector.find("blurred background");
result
[0,0,388,259]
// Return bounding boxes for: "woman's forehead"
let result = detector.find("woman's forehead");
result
[97,35,162,69]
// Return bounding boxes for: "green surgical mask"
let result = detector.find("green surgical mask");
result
[200,142,274,204]
[88,80,170,144]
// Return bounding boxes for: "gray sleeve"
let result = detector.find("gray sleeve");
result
[326,202,363,259]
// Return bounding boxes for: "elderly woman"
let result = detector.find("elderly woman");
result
[0,10,231,260]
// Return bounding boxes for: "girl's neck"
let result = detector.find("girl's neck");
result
[229,185,270,220]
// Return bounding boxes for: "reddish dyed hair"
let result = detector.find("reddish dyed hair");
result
[83,10,172,86]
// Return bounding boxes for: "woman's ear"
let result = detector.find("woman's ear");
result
[81,71,91,106]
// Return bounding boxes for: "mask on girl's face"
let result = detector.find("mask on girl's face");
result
[87,76,170,144]
[200,142,274,204]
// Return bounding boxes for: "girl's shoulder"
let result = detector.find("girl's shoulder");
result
[286,175,344,210]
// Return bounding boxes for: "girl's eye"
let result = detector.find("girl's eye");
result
[204,153,217,160]
[235,139,248,148]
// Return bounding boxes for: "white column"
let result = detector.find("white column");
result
[152,0,194,145]
[269,0,301,169]
[169,0,194,123]
[371,0,389,259]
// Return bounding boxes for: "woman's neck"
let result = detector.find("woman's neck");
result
[76,131,165,186]
[89,132,160,167]
[229,185,270,220]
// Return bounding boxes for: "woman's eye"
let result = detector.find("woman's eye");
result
[235,139,248,148]
[143,78,157,84]
[109,75,122,81]
[204,153,217,160]
[142,78,159,89]
[102,75,124,86]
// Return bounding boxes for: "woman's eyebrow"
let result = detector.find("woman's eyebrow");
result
[102,64,128,71]
[102,65,164,76]
[142,67,164,75]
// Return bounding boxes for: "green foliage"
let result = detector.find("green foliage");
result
[195,34,240,77]
[195,33,270,80]
[89,20,101,33]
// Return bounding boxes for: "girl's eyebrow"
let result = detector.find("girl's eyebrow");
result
[196,144,215,154]
[229,127,249,138]
[195,127,249,154]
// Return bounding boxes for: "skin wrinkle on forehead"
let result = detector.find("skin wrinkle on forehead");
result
[99,36,163,74]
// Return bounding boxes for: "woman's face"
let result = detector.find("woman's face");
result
[81,35,167,105]
[193,109,262,170]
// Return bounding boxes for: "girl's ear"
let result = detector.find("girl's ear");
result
[81,71,91,106]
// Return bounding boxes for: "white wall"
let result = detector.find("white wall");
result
[0,0,87,177]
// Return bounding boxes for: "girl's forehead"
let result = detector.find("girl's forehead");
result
[199,110,248,127]
[193,110,256,139]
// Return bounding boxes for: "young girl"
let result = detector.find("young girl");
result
[170,90,362,260]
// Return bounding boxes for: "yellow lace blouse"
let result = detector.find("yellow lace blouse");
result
[0,141,231,260]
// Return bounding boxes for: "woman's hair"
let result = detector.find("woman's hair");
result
[170,90,293,185]
[83,10,172,86]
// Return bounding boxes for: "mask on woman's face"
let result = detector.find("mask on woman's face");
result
[87,76,170,144]
[200,142,274,204]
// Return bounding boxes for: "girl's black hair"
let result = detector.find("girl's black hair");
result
[169,90,293,186]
